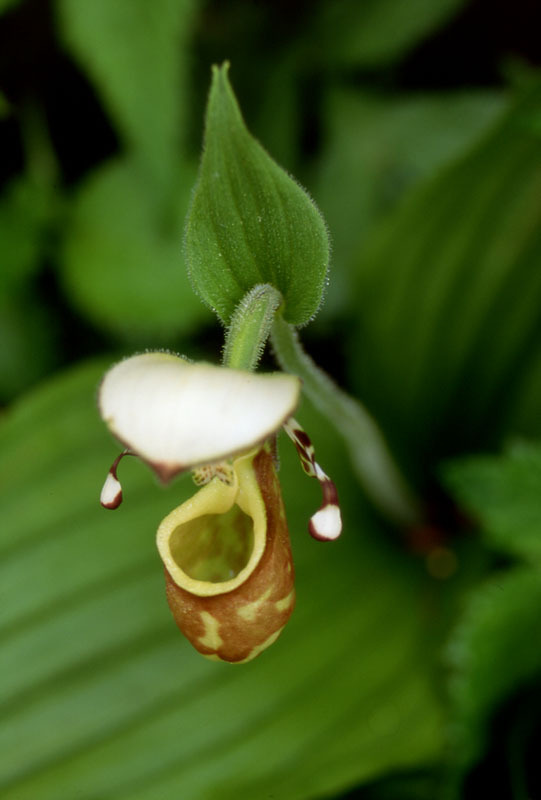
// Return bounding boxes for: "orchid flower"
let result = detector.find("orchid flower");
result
[99,351,342,663]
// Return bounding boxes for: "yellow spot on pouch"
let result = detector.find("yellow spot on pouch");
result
[275,589,294,613]
[198,611,223,650]
[238,626,285,663]
[237,587,272,622]
[203,653,223,663]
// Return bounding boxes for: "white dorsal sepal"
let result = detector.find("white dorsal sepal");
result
[99,353,301,481]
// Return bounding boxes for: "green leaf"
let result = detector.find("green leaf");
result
[350,83,541,478]
[315,88,507,316]
[251,53,301,170]
[0,359,444,799]
[0,291,58,402]
[59,158,208,343]
[0,0,24,15]
[0,177,52,293]
[445,568,541,782]
[442,439,541,788]
[0,176,59,400]
[310,0,466,67]
[185,63,330,326]
[443,441,541,564]
[56,0,198,190]
[0,92,10,115]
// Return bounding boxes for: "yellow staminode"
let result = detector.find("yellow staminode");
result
[157,451,266,598]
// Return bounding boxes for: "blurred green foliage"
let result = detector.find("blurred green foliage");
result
[441,438,541,792]
[350,84,541,481]
[1,0,540,798]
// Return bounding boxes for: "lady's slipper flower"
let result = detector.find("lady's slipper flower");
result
[98,351,342,662]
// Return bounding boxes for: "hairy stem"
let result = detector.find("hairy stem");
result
[223,284,283,371]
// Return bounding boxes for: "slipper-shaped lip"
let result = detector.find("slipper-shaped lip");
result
[98,352,301,481]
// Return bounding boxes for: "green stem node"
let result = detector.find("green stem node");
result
[223,284,283,371]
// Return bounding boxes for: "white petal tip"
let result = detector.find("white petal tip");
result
[309,505,342,541]
[100,472,123,509]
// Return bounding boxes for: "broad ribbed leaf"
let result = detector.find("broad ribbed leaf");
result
[315,89,506,315]
[0,360,444,799]
[351,84,541,478]
[56,0,197,189]
[185,64,330,326]
[443,441,541,563]
[59,158,207,342]
[445,569,541,787]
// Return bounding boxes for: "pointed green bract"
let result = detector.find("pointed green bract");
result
[185,63,330,326]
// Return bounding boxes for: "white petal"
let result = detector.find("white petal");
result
[99,352,301,479]
[309,505,342,541]
[100,471,122,509]
[283,417,343,541]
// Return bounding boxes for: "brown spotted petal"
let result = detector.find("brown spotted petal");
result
[156,446,295,663]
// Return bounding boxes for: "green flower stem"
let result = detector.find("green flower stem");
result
[223,284,283,371]
[271,315,423,527]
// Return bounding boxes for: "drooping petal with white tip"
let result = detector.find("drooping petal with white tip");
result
[100,450,133,509]
[100,470,122,509]
[99,352,301,481]
[284,417,342,541]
